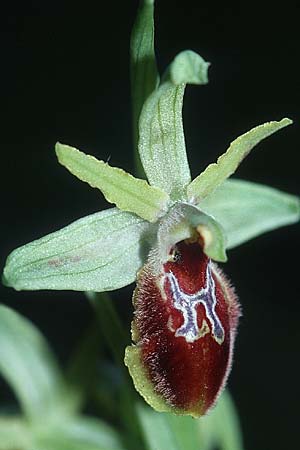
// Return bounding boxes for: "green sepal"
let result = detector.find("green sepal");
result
[187,118,292,202]
[156,202,227,263]
[56,143,169,223]
[131,0,159,166]
[138,50,210,200]
[0,305,77,423]
[199,179,300,249]
[3,208,152,292]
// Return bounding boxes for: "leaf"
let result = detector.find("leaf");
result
[136,402,205,450]
[156,202,227,262]
[0,417,32,450]
[198,390,244,450]
[138,50,210,200]
[131,0,159,168]
[3,208,152,292]
[0,306,76,423]
[34,416,124,450]
[198,178,300,249]
[187,118,292,202]
[56,143,169,223]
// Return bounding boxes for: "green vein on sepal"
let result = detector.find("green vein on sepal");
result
[55,143,169,223]
[138,50,210,200]
[3,208,152,292]
[199,178,300,249]
[156,202,227,263]
[187,118,292,202]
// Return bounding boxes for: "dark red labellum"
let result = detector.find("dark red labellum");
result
[129,237,240,417]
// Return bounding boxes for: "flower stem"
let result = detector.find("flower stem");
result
[88,292,146,450]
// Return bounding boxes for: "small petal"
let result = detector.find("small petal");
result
[187,118,292,202]
[56,143,169,223]
[125,235,240,417]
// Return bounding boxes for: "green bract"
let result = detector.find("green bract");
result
[131,0,158,169]
[3,0,298,297]
[138,50,209,200]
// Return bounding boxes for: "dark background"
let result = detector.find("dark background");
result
[1,1,299,449]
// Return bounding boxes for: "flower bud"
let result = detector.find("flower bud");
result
[125,235,240,417]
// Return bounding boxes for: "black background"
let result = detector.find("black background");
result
[1,1,299,449]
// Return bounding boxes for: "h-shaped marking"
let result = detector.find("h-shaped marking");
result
[165,262,225,344]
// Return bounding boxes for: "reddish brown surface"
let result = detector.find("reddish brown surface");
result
[133,239,240,414]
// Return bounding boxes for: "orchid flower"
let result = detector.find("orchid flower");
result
[3,0,299,418]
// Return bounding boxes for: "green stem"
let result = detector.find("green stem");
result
[131,0,159,178]
[66,319,103,411]
[88,292,146,450]
[88,291,128,366]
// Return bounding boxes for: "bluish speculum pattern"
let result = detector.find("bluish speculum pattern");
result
[165,261,225,344]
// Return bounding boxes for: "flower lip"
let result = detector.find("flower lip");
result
[126,233,240,417]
